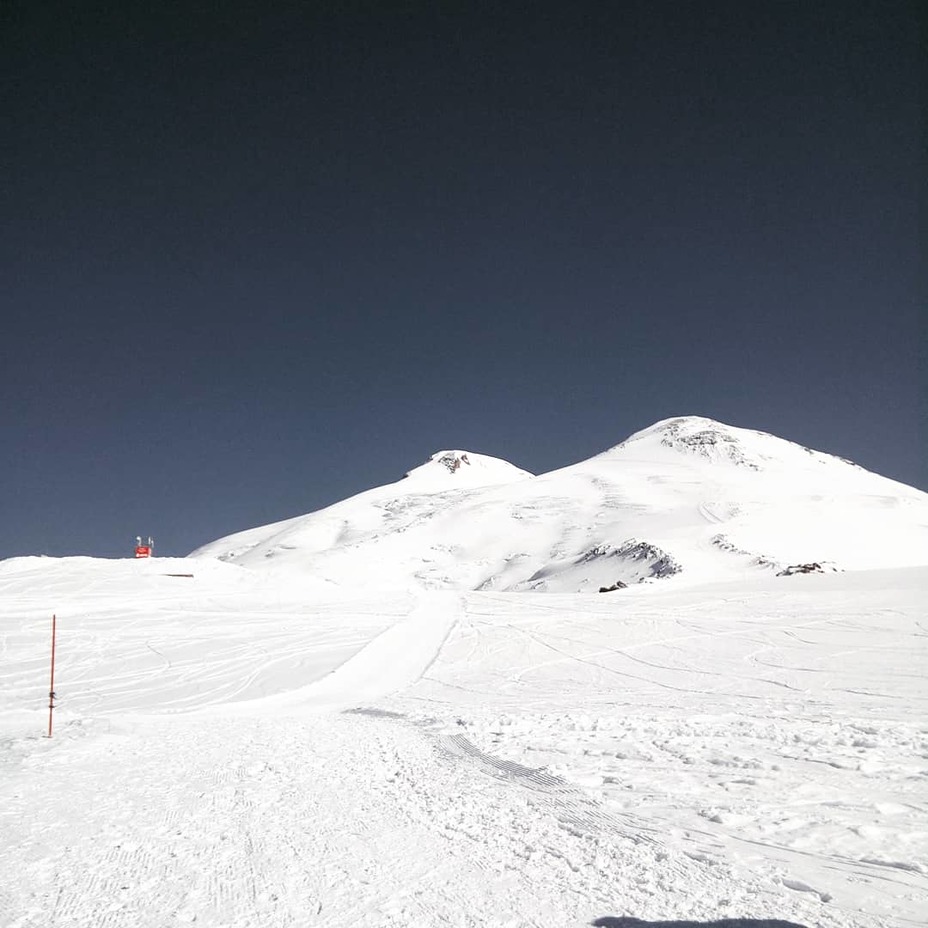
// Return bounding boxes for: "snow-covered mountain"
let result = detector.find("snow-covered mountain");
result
[4,417,928,926]
[190,416,928,590]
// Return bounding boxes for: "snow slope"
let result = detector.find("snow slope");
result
[3,418,927,927]
[191,417,928,590]
[0,555,926,927]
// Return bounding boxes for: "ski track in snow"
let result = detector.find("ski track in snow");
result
[0,559,927,927]
[0,712,809,928]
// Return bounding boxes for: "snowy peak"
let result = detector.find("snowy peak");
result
[191,416,928,589]
[188,449,533,570]
[402,450,533,490]
[624,415,775,469]
[611,415,858,472]
[434,451,472,473]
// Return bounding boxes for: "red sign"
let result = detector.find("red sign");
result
[134,546,152,558]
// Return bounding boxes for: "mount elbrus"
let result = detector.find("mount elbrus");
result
[191,417,928,591]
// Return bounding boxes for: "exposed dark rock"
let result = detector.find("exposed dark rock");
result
[613,539,682,578]
[777,562,830,576]
[599,581,628,592]
[578,540,682,580]
[656,419,762,469]
[437,452,470,473]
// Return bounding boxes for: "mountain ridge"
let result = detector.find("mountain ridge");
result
[189,416,928,590]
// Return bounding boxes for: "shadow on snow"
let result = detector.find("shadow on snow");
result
[592,919,808,928]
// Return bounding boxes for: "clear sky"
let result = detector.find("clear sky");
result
[2,1,923,560]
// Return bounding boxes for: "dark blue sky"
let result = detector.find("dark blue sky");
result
[2,1,923,559]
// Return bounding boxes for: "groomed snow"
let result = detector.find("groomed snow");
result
[1,557,926,927]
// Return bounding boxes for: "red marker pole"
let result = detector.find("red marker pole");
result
[47,614,57,738]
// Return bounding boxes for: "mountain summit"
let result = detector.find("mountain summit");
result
[402,450,533,489]
[190,417,928,591]
[602,415,861,472]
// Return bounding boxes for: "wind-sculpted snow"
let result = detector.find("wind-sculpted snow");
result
[191,416,928,591]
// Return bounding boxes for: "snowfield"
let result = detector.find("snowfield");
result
[2,418,927,927]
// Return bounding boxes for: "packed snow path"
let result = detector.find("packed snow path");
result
[1,558,926,927]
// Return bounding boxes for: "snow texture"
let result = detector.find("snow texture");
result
[191,416,928,591]
[1,417,927,928]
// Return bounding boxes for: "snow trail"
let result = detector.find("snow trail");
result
[1,557,925,927]
[205,591,462,715]
[1,712,844,928]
